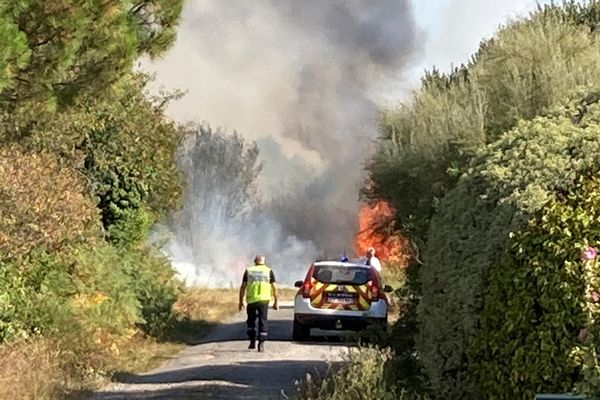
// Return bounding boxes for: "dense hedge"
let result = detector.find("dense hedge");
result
[417,93,600,399]
[472,176,600,399]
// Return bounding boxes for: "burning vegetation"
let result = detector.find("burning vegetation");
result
[354,200,409,266]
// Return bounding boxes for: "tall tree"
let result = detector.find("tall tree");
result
[0,0,184,140]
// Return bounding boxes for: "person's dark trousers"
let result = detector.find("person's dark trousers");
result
[246,301,269,343]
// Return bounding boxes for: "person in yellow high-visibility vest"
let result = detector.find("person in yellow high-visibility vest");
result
[238,254,279,352]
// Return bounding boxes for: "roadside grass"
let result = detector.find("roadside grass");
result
[0,287,251,400]
[0,338,64,400]
[278,286,298,301]
[297,345,429,400]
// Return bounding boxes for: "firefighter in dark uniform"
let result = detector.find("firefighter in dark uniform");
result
[238,255,279,352]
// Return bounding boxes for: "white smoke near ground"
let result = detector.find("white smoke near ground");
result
[158,125,318,287]
[145,1,420,286]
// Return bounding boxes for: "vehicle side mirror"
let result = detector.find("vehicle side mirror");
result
[383,285,393,293]
[294,280,303,288]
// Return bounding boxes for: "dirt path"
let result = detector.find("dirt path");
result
[92,302,348,399]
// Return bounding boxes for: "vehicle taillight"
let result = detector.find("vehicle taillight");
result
[301,264,315,298]
[369,268,386,302]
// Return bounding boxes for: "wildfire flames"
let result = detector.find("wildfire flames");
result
[354,200,409,266]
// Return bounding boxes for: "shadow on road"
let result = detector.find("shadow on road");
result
[183,314,357,346]
[94,360,343,400]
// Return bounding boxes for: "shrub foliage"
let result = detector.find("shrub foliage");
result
[472,176,600,399]
[0,146,99,259]
[417,94,600,398]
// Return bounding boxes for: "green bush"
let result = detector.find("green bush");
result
[474,9,600,138]
[417,93,600,399]
[363,3,600,398]
[70,245,144,338]
[120,246,182,338]
[297,346,429,400]
[70,243,181,340]
[0,244,143,344]
[0,0,186,392]
[386,261,430,393]
[472,176,600,399]
[0,253,74,342]
[358,260,428,394]
[0,241,180,345]
[70,75,183,246]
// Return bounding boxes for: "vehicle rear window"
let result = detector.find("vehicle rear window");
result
[313,265,370,285]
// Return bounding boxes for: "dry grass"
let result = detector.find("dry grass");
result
[111,336,181,374]
[0,335,182,400]
[173,286,298,322]
[381,264,407,289]
[0,338,64,400]
[170,286,297,344]
[278,286,299,301]
[173,287,240,322]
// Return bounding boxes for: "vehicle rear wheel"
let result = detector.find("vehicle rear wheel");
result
[292,317,310,341]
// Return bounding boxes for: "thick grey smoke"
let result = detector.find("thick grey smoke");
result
[146,1,419,285]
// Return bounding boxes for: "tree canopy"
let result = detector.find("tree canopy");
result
[0,0,183,141]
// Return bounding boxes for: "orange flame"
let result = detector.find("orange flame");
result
[354,200,409,266]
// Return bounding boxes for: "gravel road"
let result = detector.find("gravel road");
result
[92,301,349,400]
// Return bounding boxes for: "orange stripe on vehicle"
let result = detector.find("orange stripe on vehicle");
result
[310,281,329,307]
[358,296,369,310]
[313,293,323,305]
[312,283,327,295]
[355,285,371,310]
[357,286,373,302]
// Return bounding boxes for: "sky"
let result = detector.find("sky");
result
[382,0,562,101]
[415,0,556,72]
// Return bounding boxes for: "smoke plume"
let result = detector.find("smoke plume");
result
[145,1,420,285]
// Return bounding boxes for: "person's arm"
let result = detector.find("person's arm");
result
[270,270,279,310]
[239,271,248,311]
[271,283,279,310]
[239,282,247,311]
